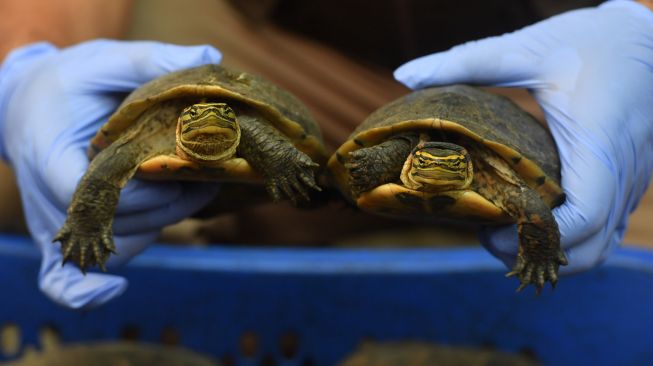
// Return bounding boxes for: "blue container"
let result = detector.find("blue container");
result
[1,233,653,366]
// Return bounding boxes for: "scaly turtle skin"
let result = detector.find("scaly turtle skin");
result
[328,85,567,292]
[55,64,327,272]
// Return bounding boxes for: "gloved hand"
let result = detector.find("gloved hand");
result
[394,0,653,275]
[0,40,223,308]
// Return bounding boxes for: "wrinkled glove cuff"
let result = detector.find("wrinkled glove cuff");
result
[0,42,58,161]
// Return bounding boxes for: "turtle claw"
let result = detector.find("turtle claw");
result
[291,178,312,203]
[345,150,378,197]
[508,249,567,293]
[558,251,569,266]
[515,282,529,293]
[299,165,323,195]
[536,268,546,289]
[266,151,320,205]
[547,263,558,287]
[53,222,116,273]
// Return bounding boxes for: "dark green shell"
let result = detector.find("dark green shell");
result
[122,64,322,139]
[91,64,325,163]
[328,85,563,219]
[355,85,559,182]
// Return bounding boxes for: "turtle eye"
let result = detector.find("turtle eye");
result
[189,108,198,118]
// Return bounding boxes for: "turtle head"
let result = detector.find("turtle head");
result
[400,142,473,191]
[176,102,241,163]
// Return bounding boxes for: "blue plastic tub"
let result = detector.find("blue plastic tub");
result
[1,233,653,366]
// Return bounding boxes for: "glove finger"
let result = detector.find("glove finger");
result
[38,260,128,309]
[113,181,220,235]
[116,179,185,214]
[552,168,616,248]
[561,229,619,274]
[479,225,519,269]
[541,104,618,247]
[63,40,222,92]
[394,32,542,90]
[107,230,161,266]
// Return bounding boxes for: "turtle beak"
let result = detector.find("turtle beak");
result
[401,143,473,191]
[181,103,238,139]
[176,102,241,163]
[182,119,239,141]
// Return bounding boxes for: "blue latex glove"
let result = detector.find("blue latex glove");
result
[395,0,653,275]
[0,40,223,308]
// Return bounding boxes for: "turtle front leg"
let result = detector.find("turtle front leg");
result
[54,110,176,273]
[54,176,120,272]
[474,153,568,293]
[508,209,568,292]
[344,134,418,196]
[237,112,321,205]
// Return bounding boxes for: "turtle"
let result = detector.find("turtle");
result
[338,341,537,366]
[7,342,220,366]
[327,85,568,292]
[54,64,328,272]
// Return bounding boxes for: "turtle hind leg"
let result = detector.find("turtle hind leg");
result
[344,134,417,197]
[236,111,321,205]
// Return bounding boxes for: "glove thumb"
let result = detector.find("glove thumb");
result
[394,30,541,89]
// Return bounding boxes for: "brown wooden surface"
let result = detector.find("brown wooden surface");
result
[627,188,653,247]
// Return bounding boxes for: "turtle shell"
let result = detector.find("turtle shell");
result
[328,85,563,223]
[90,64,327,182]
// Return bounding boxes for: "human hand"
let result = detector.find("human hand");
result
[394,0,653,275]
[0,40,222,308]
